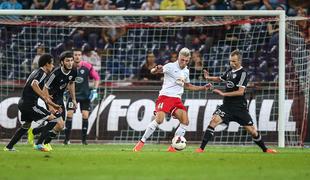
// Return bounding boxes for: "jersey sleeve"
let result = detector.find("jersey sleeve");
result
[33,69,45,82]
[162,63,171,74]
[89,65,100,81]
[236,71,248,88]
[163,63,177,79]
[45,71,57,89]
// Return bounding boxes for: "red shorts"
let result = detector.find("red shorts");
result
[155,95,187,115]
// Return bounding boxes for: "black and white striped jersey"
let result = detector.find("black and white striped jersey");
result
[220,67,248,107]
[21,68,48,105]
[45,66,77,100]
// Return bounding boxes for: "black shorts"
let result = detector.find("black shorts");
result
[213,104,254,126]
[67,98,90,112]
[18,101,51,123]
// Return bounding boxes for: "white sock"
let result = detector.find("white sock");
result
[141,120,159,143]
[175,123,188,137]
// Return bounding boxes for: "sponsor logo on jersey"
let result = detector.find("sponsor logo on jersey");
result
[60,83,67,89]
[75,77,84,83]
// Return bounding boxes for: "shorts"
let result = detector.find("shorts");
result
[18,100,51,123]
[67,98,90,112]
[213,104,254,126]
[155,95,187,116]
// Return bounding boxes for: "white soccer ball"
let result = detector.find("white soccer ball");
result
[171,136,187,151]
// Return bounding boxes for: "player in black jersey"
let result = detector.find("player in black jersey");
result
[64,49,100,145]
[28,51,77,151]
[4,54,61,152]
[196,50,277,153]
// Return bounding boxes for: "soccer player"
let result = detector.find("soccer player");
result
[4,54,61,152]
[63,49,100,145]
[28,51,77,150]
[195,50,277,153]
[133,47,211,152]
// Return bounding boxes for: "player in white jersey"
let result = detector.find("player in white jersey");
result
[133,47,212,152]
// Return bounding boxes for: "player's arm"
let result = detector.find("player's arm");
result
[31,80,49,103]
[89,65,100,89]
[150,65,163,74]
[43,73,62,111]
[68,81,77,107]
[213,87,245,97]
[184,83,212,91]
[203,70,221,82]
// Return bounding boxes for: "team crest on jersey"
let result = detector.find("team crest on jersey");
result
[80,69,85,74]
[226,81,235,88]
[69,76,73,80]
[232,74,237,79]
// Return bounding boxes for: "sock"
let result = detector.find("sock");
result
[82,119,88,142]
[6,127,28,149]
[253,133,268,152]
[175,123,188,137]
[32,126,45,135]
[141,120,159,143]
[200,126,215,150]
[36,121,57,145]
[44,131,57,145]
[64,118,72,141]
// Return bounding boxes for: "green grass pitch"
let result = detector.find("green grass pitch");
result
[1,144,310,180]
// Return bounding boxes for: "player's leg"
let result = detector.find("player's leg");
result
[44,103,66,146]
[244,125,277,153]
[64,98,76,145]
[5,121,31,151]
[133,111,165,152]
[196,114,223,152]
[173,108,189,137]
[64,109,74,145]
[34,114,60,152]
[167,109,189,152]
[80,99,91,145]
[44,118,64,145]
[81,110,90,145]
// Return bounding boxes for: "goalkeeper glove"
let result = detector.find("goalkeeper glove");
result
[89,89,98,102]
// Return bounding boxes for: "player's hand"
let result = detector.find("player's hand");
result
[204,83,213,91]
[89,89,98,102]
[156,65,163,71]
[203,70,210,80]
[213,89,225,96]
[72,99,78,109]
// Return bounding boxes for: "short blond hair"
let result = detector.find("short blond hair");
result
[230,49,242,62]
[179,47,191,58]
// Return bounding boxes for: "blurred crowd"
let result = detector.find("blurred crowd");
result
[0,0,309,83]
[0,0,309,16]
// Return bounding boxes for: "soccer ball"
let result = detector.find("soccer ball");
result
[171,136,187,151]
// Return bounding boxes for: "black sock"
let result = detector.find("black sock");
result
[6,127,28,149]
[200,126,215,150]
[44,131,57,145]
[82,119,88,141]
[65,118,72,141]
[253,133,268,152]
[36,121,57,145]
[32,125,45,135]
